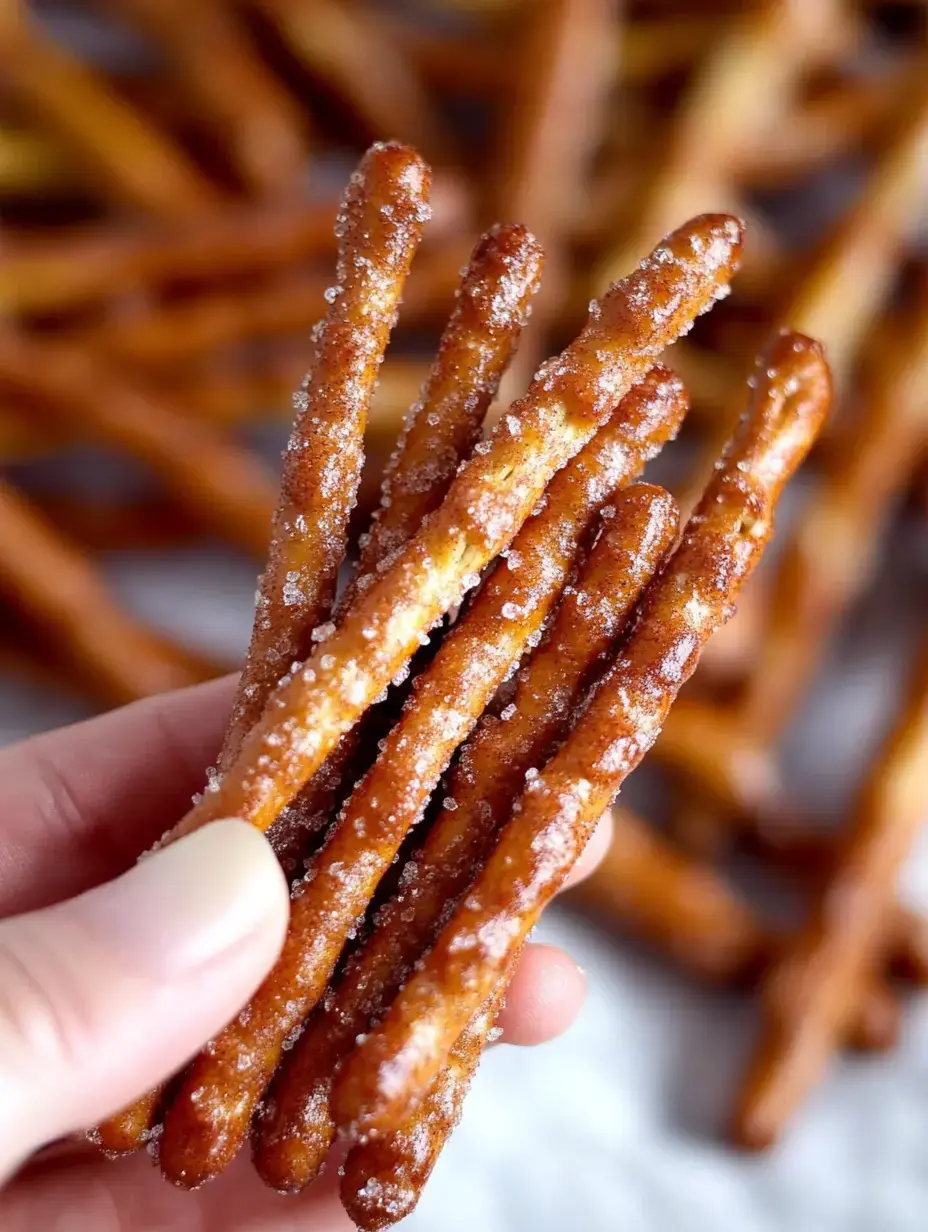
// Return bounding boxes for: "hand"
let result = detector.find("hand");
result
[0,677,611,1230]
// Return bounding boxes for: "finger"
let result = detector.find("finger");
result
[0,675,237,915]
[0,821,288,1179]
[494,943,586,1046]
[2,1148,354,1232]
[561,809,614,891]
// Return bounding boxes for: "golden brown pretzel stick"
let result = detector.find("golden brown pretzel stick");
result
[105,0,308,196]
[594,0,842,292]
[163,214,741,841]
[680,75,928,516]
[266,223,545,868]
[737,289,928,741]
[654,695,928,982]
[219,141,431,766]
[0,8,220,218]
[253,482,679,1192]
[733,638,928,1150]
[158,369,689,1189]
[331,329,831,1138]
[0,480,206,706]
[0,334,276,559]
[256,0,449,165]
[0,198,339,316]
[0,123,74,194]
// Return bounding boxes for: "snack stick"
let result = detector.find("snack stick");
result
[162,215,741,841]
[594,0,842,292]
[107,0,308,196]
[681,76,928,514]
[738,291,928,741]
[256,0,450,165]
[0,10,220,218]
[340,960,515,1232]
[0,480,205,706]
[0,333,277,559]
[733,639,928,1150]
[158,369,689,1189]
[331,330,831,1138]
[266,223,545,867]
[219,142,431,765]
[252,483,679,1192]
[0,123,74,194]
[0,198,339,316]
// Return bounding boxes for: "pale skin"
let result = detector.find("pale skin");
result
[0,676,610,1231]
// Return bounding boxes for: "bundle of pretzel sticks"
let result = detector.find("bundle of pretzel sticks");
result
[0,0,926,1205]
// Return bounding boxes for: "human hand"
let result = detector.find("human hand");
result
[0,677,611,1230]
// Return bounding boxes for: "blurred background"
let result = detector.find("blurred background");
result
[1,0,928,1227]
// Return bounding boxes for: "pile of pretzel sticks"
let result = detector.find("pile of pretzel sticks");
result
[82,136,828,1227]
[0,0,924,1200]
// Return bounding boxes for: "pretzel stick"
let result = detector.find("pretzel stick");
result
[158,367,689,1189]
[0,198,339,316]
[266,223,545,869]
[219,141,430,766]
[162,214,741,843]
[737,291,928,741]
[255,0,450,165]
[331,329,831,1139]
[106,0,308,196]
[0,480,207,705]
[0,123,74,194]
[594,0,842,293]
[0,8,220,218]
[0,334,277,559]
[680,75,928,515]
[253,482,679,1192]
[733,639,928,1150]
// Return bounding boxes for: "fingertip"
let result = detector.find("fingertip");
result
[494,944,586,1046]
[562,810,614,891]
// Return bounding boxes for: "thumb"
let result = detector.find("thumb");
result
[0,820,288,1177]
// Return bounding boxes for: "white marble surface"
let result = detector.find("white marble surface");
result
[0,516,925,1231]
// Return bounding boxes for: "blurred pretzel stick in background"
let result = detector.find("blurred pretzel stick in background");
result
[254,0,452,168]
[158,366,689,1189]
[0,479,212,706]
[734,637,928,1150]
[0,3,220,217]
[0,333,277,557]
[0,123,75,196]
[100,0,309,196]
[255,482,679,1196]
[330,331,831,1141]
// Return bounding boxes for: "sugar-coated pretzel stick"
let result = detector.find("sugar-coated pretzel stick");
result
[255,0,450,166]
[219,142,431,766]
[733,639,928,1150]
[0,198,339,316]
[162,214,741,843]
[266,223,545,868]
[331,329,832,1138]
[0,8,220,218]
[0,333,277,559]
[737,290,928,742]
[0,480,206,706]
[253,482,679,1193]
[106,0,308,196]
[594,0,842,293]
[158,367,689,1189]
